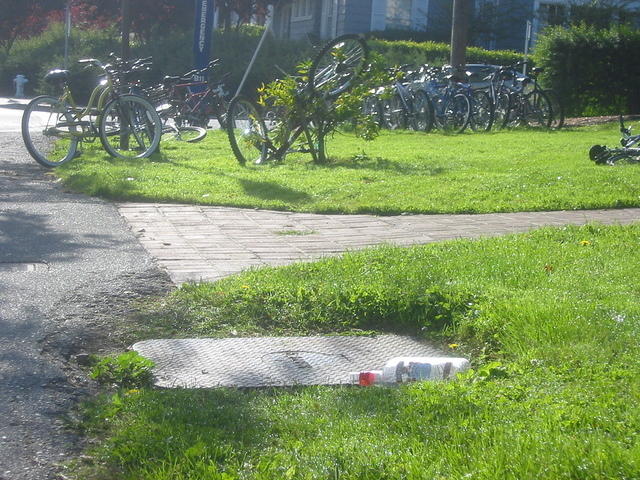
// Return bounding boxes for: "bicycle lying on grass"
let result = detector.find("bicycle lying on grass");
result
[589,116,640,165]
[21,55,162,168]
[226,34,369,165]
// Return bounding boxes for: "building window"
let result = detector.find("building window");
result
[387,0,412,29]
[292,0,313,21]
[538,3,567,26]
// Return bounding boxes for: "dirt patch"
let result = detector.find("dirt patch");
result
[41,268,175,364]
[564,114,640,127]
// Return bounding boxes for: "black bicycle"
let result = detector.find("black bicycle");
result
[227,34,369,165]
[590,116,640,165]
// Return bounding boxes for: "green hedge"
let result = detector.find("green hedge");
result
[0,24,119,100]
[533,24,640,116]
[0,24,314,100]
[370,38,522,67]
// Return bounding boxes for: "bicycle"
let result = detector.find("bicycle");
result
[377,65,433,132]
[447,66,494,132]
[495,61,553,129]
[479,64,515,130]
[155,59,229,131]
[589,116,640,165]
[21,56,162,167]
[227,34,369,165]
[419,65,470,133]
[142,60,228,143]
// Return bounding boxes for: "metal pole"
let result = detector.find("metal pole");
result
[234,5,275,98]
[64,1,71,69]
[523,20,532,75]
[120,0,131,150]
[450,0,470,68]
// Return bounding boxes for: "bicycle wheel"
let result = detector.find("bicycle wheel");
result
[493,90,511,130]
[226,95,267,165]
[382,93,407,130]
[544,89,565,129]
[99,94,162,159]
[362,95,384,127]
[468,90,494,132]
[524,90,553,129]
[308,34,369,98]
[436,93,470,133]
[21,95,79,168]
[409,90,434,132]
[161,124,207,143]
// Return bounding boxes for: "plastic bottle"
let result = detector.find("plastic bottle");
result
[349,357,469,386]
[382,357,470,383]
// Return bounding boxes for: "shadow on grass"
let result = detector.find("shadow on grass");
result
[316,154,449,176]
[238,178,311,203]
[93,385,403,475]
[63,171,140,200]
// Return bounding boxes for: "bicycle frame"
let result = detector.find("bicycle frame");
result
[263,114,315,161]
[53,75,114,140]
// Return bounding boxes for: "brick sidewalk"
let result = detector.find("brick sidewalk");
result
[118,204,640,284]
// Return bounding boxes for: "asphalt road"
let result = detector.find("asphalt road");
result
[0,100,168,479]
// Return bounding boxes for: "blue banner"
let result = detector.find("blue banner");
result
[192,0,215,87]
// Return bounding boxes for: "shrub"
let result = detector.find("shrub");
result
[369,37,522,67]
[90,351,155,389]
[0,23,119,100]
[533,24,640,116]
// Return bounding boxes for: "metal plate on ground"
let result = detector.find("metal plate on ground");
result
[0,262,49,272]
[132,335,447,388]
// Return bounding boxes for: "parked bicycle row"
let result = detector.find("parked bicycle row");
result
[21,44,565,169]
[21,53,230,167]
[363,61,564,134]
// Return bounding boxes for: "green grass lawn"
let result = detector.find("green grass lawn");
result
[57,123,640,214]
[77,224,640,479]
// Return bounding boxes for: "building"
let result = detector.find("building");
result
[270,0,640,52]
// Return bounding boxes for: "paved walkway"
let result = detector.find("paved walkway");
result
[118,204,640,284]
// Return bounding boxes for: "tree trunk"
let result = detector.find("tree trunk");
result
[450,0,470,68]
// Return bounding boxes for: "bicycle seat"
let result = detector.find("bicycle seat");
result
[44,69,70,84]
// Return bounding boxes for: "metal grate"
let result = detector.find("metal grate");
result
[132,335,447,388]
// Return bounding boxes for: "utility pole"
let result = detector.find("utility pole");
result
[450,0,471,69]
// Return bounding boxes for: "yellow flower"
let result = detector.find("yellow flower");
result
[580,240,591,246]
[448,343,460,349]
[126,389,140,395]
[241,285,250,289]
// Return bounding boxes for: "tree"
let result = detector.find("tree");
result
[216,0,273,30]
[0,0,65,53]
[567,0,639,28]
[70,0,192,44]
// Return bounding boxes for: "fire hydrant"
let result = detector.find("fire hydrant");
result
[13,74,28,98]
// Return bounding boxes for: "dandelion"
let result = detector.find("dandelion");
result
[126,389,140,395]
[580,240,591,246]
[448,343,459,349]
[241,285,250,289]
